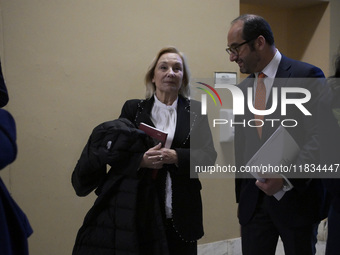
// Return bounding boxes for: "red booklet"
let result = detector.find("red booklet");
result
[138,122,168,147]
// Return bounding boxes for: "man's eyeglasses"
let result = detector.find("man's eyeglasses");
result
[226,38,254,55]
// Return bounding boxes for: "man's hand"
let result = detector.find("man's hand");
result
[255,177,284,196]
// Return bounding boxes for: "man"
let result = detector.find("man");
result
[318,55,340,255]
[227,14,325,255]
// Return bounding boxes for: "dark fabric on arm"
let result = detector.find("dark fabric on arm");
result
[72,140,107,197]
[183,115,217,176]
[0,61,9,108]
[0,109,17,170]
[72,118,149,196]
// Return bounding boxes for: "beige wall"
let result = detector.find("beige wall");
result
[241,2,330,76]
[288,3,330,76]
[1,0,339,254]
[329,0,340,75]
[0,0,240,254]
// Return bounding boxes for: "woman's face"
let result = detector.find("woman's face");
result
[152,53,184,96]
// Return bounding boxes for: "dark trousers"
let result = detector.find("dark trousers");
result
[165,219,197,255]
[241,199,318,255]
[326,205,340,255]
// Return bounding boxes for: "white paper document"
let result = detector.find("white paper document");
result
[246,126,300,200]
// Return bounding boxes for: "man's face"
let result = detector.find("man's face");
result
[227,20,260,74]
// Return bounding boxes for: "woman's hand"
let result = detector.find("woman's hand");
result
[140,143,178,169]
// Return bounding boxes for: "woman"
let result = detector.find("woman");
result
[72,46,216,255]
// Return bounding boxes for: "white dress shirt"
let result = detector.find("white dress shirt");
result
[253,49,282,103]
[253,50,294,192]
[151,95,177,218]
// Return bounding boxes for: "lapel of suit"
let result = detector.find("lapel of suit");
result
[134,97,155,127]
[172,96,191,148]
[133,95,192,149]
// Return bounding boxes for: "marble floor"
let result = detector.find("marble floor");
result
[198,238,326,255]
[198,219,328,254]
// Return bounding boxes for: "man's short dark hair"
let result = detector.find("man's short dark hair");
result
[232,14,275,48]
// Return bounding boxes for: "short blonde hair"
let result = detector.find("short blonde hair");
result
[144,46,190,99]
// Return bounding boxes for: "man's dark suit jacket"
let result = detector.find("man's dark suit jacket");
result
[119,95,217,242]
[235,55,326,227]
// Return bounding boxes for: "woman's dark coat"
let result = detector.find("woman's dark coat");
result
[72,96,216,254]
